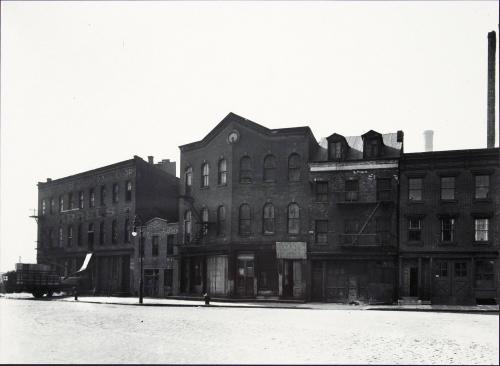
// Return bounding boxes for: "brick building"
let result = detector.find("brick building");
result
[178,112,318,299]
[308,130,403,303]
[36,156,179,295]
[399,148,500,305]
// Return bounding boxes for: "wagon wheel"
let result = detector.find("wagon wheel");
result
[46,290,54,298]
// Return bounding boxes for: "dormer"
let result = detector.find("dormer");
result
[326,133,349,161]
[361,130,384,159]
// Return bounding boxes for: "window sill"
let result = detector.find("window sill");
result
[408,200,424,204]
[473,241,492,245]
[314,201,328,204]
[473,198,492,203]
[200,186,210,190]
[439,241,458,246]
[440,199,457,204]
[407,241,424,246]
[263,232,275,236]
[217,184,227,188]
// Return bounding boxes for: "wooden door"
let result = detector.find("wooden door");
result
[312,262,323,300]
[237,256,254,297]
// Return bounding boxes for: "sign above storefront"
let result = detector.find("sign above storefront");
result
[276,242,307,259]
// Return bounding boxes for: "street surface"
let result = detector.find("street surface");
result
[1,297,498,364]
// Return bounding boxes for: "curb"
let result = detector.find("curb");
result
[366,307,499,314]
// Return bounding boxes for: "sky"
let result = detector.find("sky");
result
[0,1,498,272]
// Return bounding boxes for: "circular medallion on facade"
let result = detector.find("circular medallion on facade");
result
[227,130,240,144]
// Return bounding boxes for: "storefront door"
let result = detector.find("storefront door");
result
[237,255,254,297]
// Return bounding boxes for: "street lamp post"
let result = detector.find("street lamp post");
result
[131,215,144,304]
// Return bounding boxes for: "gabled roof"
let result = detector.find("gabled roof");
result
[179,112,316,151]
[361,130,383,139]
[326,133,348,145]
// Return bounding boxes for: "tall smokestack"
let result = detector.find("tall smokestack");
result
[423,130,434,152]
[487,31,496,148]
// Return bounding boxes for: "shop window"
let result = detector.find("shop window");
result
[263,203,275,235]
[408,218,422,242]
[263,155,277,183]
[475,175,490,199]
[217,206,226,237]
[166,235,174,255]
[437,262,448,277]
[201,163,210,188]
[239,204,251,236]
[440,177,455,200]
[345,179,359,201]
[475,260,495,288]
[441,218,455,242]
[315,220,328,244]
[125,181,132,202]
[218,159,227,185]
[287,203,300,235]
[315,181,328,202]
[240,156,252,183]
[474,218,489,242]
[454,262,467,277]
[288,153,301,182]
[152,235,159,257]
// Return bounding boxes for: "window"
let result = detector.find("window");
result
[41,200,46,216]
[441,217,455,242]
[152,236,159,257]
[263,155,277,182]
[475,175,490,199]
[315,220,328,244]
[217,205,226,237]
[263,203,275,234]
[437,262,448,277]
[288,154,301,182]
[50,198,55,214]
[239,204,251,236]
[201,163,210,188]
[201,207,209,236]
[240,156,252,183]
[185,166,193,194]
[125,181,132,201]
[475,260,495,288]
[89,189,95,208]
[88,223,94,249]
[440,177,455,200]
[59,195,64,212]
[287,203,300,235]
[315,181,328,202]
[111,219,118,244]
[112,183,119,203]
[77,224,82,246]
[78,191,84,209]
[329,142,343,160]
[184,211,192,243]
[67,226,73,247]
[408,178,423,201]
[408,218,422,241]
[164,268,173,287]
[166,235,174,255]
[218,159,227,185]
[99,221,105,245]
[474,218,489,242]
[48,228,54,247]
[377,178,391,201]
[58,227,63,247]
[100,185,106,206]
[68,193,74,210]
[366,139,379,158]
[345,219,360,234]
[124,218,130,243]
[345,179,359,201]
[454,262,467,277]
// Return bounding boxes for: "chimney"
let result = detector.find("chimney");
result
[46,178,52,182]
[487,31,496,148]
[423,130,434,152]
[148,156,154,164]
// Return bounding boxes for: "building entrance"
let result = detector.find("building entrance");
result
[236,254,254,297]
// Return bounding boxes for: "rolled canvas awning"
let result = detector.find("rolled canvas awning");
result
[75,253,93,273]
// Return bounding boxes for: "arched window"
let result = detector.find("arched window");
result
[184,210,192,243]
[288,153,301,182]
[185,166,193,194]
[263,203,275,234]
[218,159,227,185]
[240,156,252,183]
[201,163,210,188]
[217,205,226,237]
[263,155,277,182]
[287,203,300,234]
[239,204,251,236]
[201,207,209,237]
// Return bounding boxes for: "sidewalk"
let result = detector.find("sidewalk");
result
[2,293,498,313]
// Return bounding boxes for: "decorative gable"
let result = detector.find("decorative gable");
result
[326,133,349,161]
[361,130,384,159]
